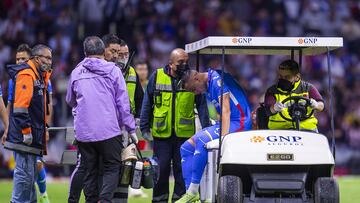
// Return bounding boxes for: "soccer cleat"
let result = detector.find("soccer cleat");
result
[39,193,50,203]
[175,192,200,203]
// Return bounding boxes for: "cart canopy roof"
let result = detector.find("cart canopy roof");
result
[185,37,343,56]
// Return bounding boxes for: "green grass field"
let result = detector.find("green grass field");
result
[0,176,359,202]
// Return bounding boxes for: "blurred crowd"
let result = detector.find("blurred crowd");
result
[1,0,360,177]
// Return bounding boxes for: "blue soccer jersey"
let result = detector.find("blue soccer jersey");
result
[0,84,3,97]
[207,69,252,131]
[8,79,53,102]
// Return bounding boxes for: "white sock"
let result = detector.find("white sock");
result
[187,183,199,195]
[40,191,47,196]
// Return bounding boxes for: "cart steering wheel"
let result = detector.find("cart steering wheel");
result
[279,96,314,122]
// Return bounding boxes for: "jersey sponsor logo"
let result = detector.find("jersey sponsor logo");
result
[216,79,222,87]
[298,38,318,45]
[232,37,252,44]
[251,135,304,146]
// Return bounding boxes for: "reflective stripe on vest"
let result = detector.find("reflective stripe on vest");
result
[152,68,195,138]
[125,67,136,115]
[13,107,29,113]
[268,80,318,130]
[155,84,172,91]
[4,141,42,156]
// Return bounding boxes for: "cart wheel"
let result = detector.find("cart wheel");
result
[217,175,242,203]
[314,177,339,203]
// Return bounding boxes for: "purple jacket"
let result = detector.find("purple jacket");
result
[66,57,135,142]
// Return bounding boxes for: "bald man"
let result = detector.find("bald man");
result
[140,48,210,202]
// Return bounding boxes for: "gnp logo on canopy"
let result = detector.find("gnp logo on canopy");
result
[298,37,318,45]
[251,135,304,146]
[232,37,252,44]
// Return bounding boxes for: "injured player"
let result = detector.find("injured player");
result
[176,69,252,203]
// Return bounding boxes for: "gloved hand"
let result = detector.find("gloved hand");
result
[273,102,285,113]
[310,98,320,110]
[45,129,50,142]
[142,131,152,142]
[122,129,129,147]
[135,118,140,126]
[23,133,33,145]
[130,132,139,144]
[135,118,141,135]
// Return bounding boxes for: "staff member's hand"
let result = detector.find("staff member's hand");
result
[273,102,285,113]
[310,98,320,110]
[130,132,139,144]
[23,133,33,145]
[46,129,50,142]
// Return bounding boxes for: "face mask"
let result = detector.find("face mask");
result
[39,64,51,72]
[277,78,294,92]
[123,58,129,66]
[175,63,190,79]
[116,58,129,73]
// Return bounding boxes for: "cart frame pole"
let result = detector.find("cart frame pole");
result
[196,51,200,71]
[217,47,225,172]
[299,49,303,70]
[327,47,336,158]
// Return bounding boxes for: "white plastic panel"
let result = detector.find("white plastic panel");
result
[220,130,335,165]
[185,37,343,56]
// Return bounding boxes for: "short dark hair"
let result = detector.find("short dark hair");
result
[102,34,120,48]
[31,44,52,57]
[135,59,147,66]
[119,38,127,47]
[16,44,31,55]
[279,59,300,74]
[83,36,105,56]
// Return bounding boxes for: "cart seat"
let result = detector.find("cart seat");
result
[206,139,219,150]
[256,103,269,129]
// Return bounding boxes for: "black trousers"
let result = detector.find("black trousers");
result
[68,151,105,203]
[152,136,187,203]
[112,182,129,203]
[78,135,123,203]
[68,151,85,203]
